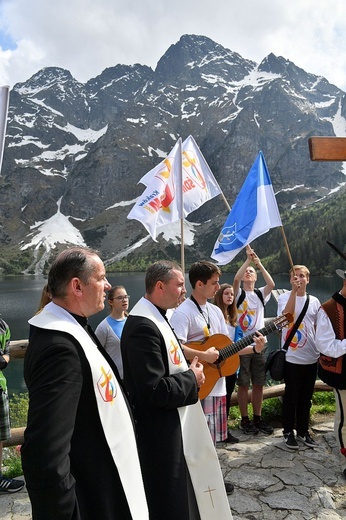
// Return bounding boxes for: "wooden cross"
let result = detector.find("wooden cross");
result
[309,136,346,161]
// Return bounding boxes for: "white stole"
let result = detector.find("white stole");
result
[29,302,148,520]
[131,298,233,520]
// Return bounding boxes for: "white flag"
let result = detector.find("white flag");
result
[127,139,182,240]
[0,86,10,175]
[140,135,222,217]
[180,135,222,217]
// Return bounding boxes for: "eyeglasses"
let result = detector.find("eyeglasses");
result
[110,295,130,301]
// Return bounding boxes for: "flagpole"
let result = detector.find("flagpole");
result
[220,192,231,212]
[178,138,185,273]
[280,226,295,270]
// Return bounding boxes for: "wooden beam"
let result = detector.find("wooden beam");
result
[309,136,346,161]
[229,380,332,406]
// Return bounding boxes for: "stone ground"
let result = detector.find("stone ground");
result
[219,419,346,519]
[0,419,345,519]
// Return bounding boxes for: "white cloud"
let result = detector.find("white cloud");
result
[0,0,346,90]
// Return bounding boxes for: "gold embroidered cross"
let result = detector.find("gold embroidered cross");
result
[203,485,216,508]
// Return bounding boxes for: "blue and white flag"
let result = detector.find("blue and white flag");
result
[211,151,282,265]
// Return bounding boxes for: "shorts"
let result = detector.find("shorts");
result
[0,389,10,441]
[201,395,227,443]
[237,352,266,387]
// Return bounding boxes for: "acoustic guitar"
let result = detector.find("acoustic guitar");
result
[186,313,293,400]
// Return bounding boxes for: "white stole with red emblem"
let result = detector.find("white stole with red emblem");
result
[29,302,148,520]
[130,298,233,520]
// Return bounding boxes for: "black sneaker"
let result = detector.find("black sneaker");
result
[253,418,274,435]
[343,468,346,480]
[224,481,234,494]
[0,475,25,493]
[226,432,239,444]
[240,420,259,434]
[284,431,299,450]
[297,432,318,448]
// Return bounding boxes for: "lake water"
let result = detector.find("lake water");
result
[0,271,341,395]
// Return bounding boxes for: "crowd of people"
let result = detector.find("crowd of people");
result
[1,243,346,519]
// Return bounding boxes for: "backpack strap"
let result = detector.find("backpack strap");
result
[254,288,265,307]
[237,288,265,308]
[236,289,246,308]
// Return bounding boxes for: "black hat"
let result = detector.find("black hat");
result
[336,269,346,280]
[327,241,346,280]
[327,241,346,262]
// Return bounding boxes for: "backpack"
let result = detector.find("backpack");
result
[236,288,265,308]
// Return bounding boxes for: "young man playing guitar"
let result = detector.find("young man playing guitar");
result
[170,261,265,456]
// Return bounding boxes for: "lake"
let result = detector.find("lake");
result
[0,271,341,395]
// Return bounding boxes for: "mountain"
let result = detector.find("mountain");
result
[0,34,345,275]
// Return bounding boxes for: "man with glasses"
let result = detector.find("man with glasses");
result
[22,247,148,520]
[96,286,130,378]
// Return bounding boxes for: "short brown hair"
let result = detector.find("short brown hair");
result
[189,261,221,288]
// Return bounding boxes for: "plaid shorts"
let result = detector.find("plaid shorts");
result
[201,395,227,444]
[0,390,11,441]
[237,351,266,387]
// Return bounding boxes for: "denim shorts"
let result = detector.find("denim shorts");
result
[237,351,266,387]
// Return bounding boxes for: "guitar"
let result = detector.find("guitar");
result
[186,313,293,400]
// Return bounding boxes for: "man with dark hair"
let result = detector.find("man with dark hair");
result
[170,260,265,494]
[121,260,233,520]
[22,247,148,520]
[0,318,25,493]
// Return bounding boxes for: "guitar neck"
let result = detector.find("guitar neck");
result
[218,321,279,361]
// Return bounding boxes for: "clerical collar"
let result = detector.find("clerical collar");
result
[69,312,88,328]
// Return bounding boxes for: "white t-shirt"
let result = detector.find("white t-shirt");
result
[170,298,230,397]
[236,287,270,335]
[315,304,346,357]
[277,292,320,365]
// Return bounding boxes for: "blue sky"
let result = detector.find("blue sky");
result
[0,0,346,90]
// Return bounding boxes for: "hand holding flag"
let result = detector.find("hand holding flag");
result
[211,151,282,265]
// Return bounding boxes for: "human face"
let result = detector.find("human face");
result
[290,268,309,292]
[80,256,111,317]
[222,287,234,306]
[243,266,257,282]
[109,288,130,313]
[162,269,186,310]
[200,273,220,301]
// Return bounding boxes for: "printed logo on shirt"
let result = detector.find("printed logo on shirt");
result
[97,366,117,403]
[169,339,184,366]
[285,322,307,350]
[237,301,257,332]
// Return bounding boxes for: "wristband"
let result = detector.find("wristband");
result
[252,345,260,355]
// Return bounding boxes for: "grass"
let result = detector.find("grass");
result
[3,447,22,479]
[228,390,336,429]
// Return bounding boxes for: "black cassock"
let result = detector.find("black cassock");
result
[121,313,201,520]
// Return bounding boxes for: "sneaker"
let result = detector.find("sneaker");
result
[297,432,318,448]
[224,481,234,494]
[253,418,274,435]
[284,431,299,450]
[226,432,239,444]
[240,419,259,435]
[343,468,346,480]
[0,475,25,493]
